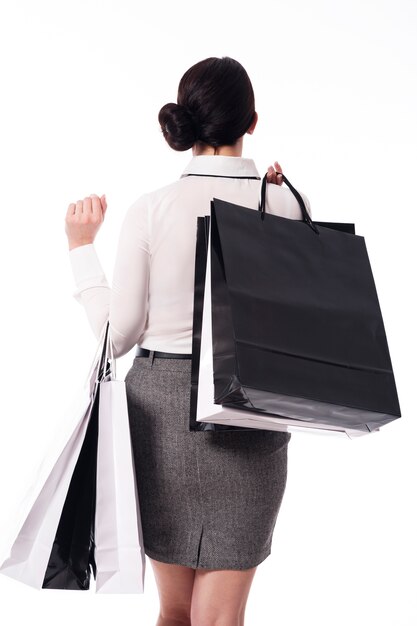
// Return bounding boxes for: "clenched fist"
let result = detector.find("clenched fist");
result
[65,193,107,251]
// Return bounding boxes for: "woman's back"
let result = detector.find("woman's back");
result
[69,154,311,358]
[143,154,311,353]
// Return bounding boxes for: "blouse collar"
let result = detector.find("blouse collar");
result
[180,154,261,179]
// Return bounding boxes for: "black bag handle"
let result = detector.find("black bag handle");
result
[258,171,320,235]
[97,320,111,381]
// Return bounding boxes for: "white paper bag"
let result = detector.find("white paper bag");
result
[94,377,145,594]
[0,323,106,589]
[1,321,146,593]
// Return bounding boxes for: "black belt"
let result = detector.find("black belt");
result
[136,346,192,359]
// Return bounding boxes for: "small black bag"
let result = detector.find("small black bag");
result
[42,325,112,589]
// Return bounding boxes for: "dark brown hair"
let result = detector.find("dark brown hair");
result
[158,56,256,152]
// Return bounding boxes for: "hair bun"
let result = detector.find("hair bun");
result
[158,57,255,152]
[158,103,199,152]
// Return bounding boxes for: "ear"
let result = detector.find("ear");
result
[247,111,258,135]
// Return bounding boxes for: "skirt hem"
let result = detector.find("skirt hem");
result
[144,545,272,571]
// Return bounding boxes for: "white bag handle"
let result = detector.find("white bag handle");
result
[82,320,109,389]
[104,320,116,380]
[82,318,117,388]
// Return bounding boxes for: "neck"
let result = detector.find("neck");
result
[192,137,243,157]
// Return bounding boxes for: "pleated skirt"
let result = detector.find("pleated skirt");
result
[124,350,291,570]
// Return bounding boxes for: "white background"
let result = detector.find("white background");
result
[0,0,416,624]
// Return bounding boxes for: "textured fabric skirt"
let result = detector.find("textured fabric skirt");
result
[124,350,291,571]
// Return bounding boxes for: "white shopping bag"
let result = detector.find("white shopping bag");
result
[94,325,145,594]
[95,381,145,593]
[0,322,107,589]
[195,218,369,440]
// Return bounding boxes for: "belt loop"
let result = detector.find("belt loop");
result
[150,349,155,367]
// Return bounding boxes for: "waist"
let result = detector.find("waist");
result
[136,346,192,359]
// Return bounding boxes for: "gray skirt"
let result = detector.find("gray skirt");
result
[124,350,291,571]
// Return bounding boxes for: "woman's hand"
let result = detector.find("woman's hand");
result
[266,161,283,185]
[65,193,107,251]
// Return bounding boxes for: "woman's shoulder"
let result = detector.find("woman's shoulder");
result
[140,177,190,205]
[123,179,183,217]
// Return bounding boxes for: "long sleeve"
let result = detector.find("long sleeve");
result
[68,193,150,359]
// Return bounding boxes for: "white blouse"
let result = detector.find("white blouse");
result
[69,155,312,359]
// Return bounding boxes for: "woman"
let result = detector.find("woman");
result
[65,56,311,626]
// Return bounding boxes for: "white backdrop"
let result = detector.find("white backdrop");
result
[0,1,416,624]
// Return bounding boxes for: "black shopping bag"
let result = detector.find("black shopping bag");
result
[41,324,113,590]
[41,385,100,590]
[190,172,401,437]
[190,213,254,432]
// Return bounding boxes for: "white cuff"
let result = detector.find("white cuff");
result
[69,243,109,294]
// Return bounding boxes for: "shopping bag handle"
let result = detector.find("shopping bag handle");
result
[258,171,320,235]
[81,320,116,389]
[97,320,116,382]
[81,319,109,389]
[105,321,116,380]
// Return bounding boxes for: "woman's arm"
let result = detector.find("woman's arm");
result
[68,193,150,359]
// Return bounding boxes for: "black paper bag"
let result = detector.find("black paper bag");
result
[42,326,112,589]
[190,173,401,436]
